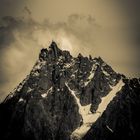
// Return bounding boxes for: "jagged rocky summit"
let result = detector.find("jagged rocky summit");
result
[0,41,140,140]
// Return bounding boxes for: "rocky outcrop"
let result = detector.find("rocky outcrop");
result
[83,78,140,140]
[0,41,139,140]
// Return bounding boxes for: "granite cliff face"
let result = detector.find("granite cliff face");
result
[83,78,140,140]
[0,42,139,140]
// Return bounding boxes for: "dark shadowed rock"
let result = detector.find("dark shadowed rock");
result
[82,78,140,140]
[0,42,139,140]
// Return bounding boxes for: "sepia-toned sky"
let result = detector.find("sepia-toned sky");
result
[0,0,140,101]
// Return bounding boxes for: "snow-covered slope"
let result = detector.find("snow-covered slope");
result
[67,79,124,139]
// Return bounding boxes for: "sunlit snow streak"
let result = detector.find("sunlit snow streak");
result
[18,98,24,102]
[41,87,52,98]
[66,83,92,120]
[84,63,97,86]
[66,79,124,139]
[97,79,124,113]
[106,125,114,133]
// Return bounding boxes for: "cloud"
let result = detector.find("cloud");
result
[0,0,140,102]
[0,17,16,48]
[24,6,32,15]
[0,0,27,18]
[0,14,99,101]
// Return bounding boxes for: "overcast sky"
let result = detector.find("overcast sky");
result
[0,0,140,101]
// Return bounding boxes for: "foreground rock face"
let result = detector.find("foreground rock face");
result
[83,78,140,140]
[0,42,139,140]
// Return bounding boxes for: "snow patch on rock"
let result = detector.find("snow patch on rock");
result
[41,93,47,98]
[18,98,24,102]
[66,83,100,139]
[41,87,52,98]
[68,79,125,139]
[84,64,97,86]
[97,79,124,113]
[27,87,33,93]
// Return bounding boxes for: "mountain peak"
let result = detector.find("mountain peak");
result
[1,41,140,140]
[39,41,63,60]
[49,41,62,57]
[49,41,59,50]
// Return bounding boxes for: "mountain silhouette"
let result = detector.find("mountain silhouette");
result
[0,41,140,140]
